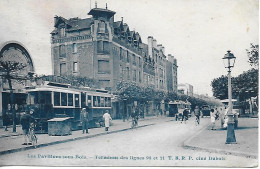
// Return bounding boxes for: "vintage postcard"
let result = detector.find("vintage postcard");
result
[0,0,258,167]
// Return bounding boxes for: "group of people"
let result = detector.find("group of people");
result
[80,107,112,134]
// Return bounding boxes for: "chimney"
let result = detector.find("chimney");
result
[168,54,174,63]
[148,36,153,58]
[161,46,165,54]
[54,15,58,26]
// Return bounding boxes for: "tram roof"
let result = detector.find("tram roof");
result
[26,85,112,97]
[169,100,191,105]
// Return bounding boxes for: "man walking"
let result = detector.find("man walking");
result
[182,108,189,123]
[194,106,201,125]
[103,110,112,131]
[80,107,89,134]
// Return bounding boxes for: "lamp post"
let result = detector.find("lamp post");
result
[222,50,236,144]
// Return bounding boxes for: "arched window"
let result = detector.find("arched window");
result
[98,21,106,33]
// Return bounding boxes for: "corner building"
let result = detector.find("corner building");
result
[51,6,178,94]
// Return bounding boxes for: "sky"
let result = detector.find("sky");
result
[0,0,258,96]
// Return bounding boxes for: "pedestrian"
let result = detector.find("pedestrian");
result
[181,108,189,123]
[20,110,34,145]
[219,107,225,128]
[103,110,112,131]
[210,109,216,130]
[3,113,10,131]
[215,107,219,120]
[80,107,89,134]
[194,106,201,125]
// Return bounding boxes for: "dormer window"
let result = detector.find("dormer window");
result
[60,27,66,37]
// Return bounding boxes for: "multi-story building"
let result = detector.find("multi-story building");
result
[178,83,194,97]
[50,5,177,93]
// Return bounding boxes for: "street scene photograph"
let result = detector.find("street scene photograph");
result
[0,0,258,167]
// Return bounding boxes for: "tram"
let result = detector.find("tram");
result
[25,82,112,133]
[168,100,191,120]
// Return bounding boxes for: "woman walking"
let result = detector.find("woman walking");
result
[210,109,216,130]
[103,110,112,131]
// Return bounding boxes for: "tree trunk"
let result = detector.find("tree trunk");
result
[7,77,16,132]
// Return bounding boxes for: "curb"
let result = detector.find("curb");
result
[182,123,258,159]
[0,123,155,156]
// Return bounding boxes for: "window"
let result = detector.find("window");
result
[54,92,60,106]
[120,48,123,60]
[133,54,136,65]
[73,43,77,53]
[81,93,86,107]
[98,21,105,33]
[68,93,73,106]
[60,63,66,76]
[103,41,110,53]
[126,51,129,63]
[107,97,111,107]
[75,94,80,107]
[100,97,105,107]
[60,28,66,37]
[133,70,137,82]
[97,41,103,53]
[93,96,98,107]
[98,60,110,74]
[139,71,142,83]
[73,62,78,72]
[97,41,110,53]
[139,57,142,67]
[87,95,92,107]
[59,45,66,58]
[61,93,67,106]
[93,96,101,107]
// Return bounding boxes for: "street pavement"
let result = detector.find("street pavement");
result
[0,116,168,155]
[183,117,258,159]
[0,116,258,167]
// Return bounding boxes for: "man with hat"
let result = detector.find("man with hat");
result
[80,107,89,134]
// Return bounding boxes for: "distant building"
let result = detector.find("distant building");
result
[178,83,193,96]
[50,5,178,92]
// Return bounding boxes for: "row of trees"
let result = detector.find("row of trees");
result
[114,81,221,110]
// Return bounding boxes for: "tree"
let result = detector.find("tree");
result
[0,60,27,132]
[246,43,259,68]
[211,75,229,100]
[211,69,258,107]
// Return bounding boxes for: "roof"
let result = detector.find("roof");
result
[113,21,122,28]
[123,24,129,32]
[88,8,116,17]
[52,17,92,33]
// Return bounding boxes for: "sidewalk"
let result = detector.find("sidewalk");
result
[183,117,258,159]
[0,115,174,156]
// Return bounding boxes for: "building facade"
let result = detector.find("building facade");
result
[50,6,178,93]
[178,83,194,97]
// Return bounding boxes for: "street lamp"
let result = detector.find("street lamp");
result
[222,50,236,144]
